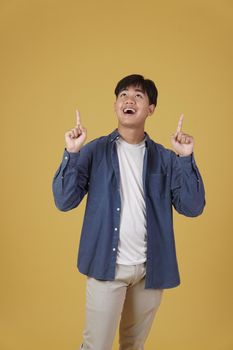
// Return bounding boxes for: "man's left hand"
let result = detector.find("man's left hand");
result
[171,114,194,156]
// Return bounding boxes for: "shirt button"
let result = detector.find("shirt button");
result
[65,156,68,160]
[114,228,118,231]
[117,208,120,211]
[113,248,116,251]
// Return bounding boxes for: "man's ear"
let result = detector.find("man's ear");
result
[148,104,156,116]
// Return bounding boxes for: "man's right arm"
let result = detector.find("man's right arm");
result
[52,110,89,211]
[52,147,91,211]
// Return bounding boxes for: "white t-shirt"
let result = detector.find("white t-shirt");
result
[116,137,147,265]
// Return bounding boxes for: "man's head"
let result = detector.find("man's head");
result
[114,74,158,130]
[114,74,158,107]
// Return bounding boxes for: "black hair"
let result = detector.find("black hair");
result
[114,74,158,106]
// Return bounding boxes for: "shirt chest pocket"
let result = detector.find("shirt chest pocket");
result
[148,173,170,198]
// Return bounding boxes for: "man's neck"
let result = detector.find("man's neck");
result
[117,125,145,144]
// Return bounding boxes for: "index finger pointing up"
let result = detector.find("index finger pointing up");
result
[76,109,81,126]
[176,113,184,133]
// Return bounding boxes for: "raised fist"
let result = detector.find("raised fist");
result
[65,110,87,153]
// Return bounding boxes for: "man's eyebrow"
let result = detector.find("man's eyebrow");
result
[120,87,145,93]
[134,88,144,93]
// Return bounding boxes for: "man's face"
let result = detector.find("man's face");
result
[114,85,155,129]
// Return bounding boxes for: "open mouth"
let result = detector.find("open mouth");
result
[123,108,136,115]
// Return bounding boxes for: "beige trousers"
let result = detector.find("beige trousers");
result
[80,263,163,350]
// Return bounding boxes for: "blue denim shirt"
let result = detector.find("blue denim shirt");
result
[52,129,205,289]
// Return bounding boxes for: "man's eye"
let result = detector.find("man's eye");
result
[136,94,143,98]
[120,92,127,97]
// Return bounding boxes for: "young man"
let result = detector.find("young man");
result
[52,74,205,350]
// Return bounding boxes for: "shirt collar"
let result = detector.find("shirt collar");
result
[109,129,150,147]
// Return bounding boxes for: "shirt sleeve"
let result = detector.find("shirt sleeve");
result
[170,152,206,217]
[52,147,91,211]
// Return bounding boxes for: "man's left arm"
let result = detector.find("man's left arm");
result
[170,114,206,217]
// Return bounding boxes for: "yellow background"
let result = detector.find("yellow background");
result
[1,0,232,349]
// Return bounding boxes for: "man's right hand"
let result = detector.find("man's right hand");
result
[65,110,87,153]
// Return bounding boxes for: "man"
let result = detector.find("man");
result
[52,74,205,350]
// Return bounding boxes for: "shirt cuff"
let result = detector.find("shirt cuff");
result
[62,148,80,167]
[177,153,192,163]
[177,153,200,177]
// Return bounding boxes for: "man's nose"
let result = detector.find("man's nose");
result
[125,96,135,104]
